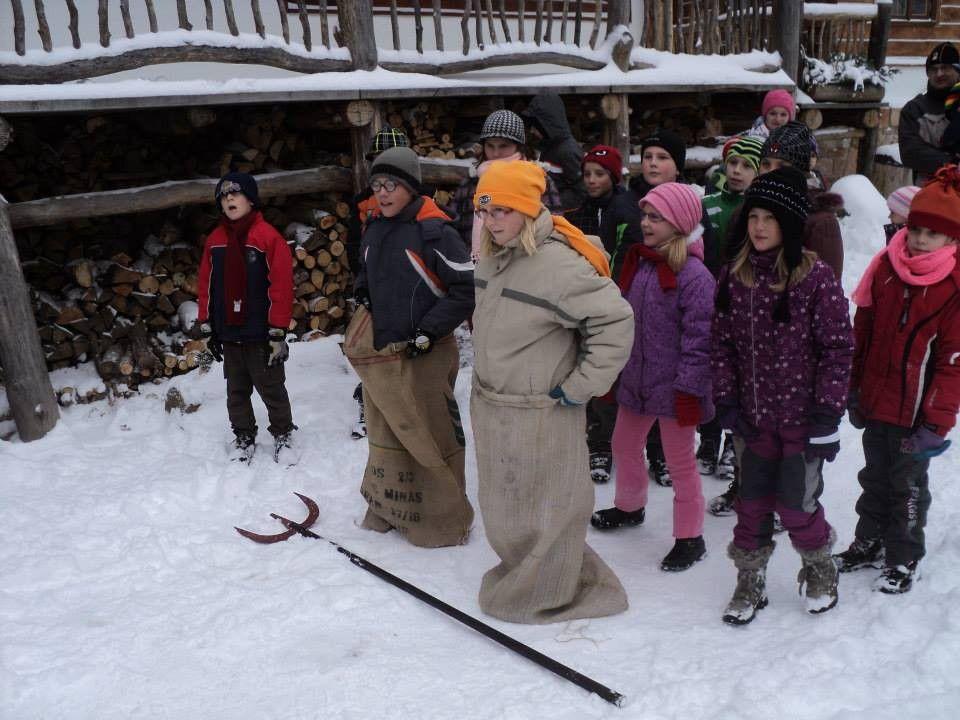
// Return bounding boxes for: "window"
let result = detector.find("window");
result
[891,0,936,20]
[284,1,604,15]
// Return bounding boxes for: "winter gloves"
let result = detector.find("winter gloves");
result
[198,322,223,363]
[804,414,841,463]
[267,327,289,367]
[901,424,952,459]
[674,392,702,427]
[406,329,435,358]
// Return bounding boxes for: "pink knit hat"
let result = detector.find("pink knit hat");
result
[762,89,796,120]
[640,182,704,244]
[887,185,921,219]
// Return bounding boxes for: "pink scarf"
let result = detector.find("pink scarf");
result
[471,151,524,259]
[851,226,958,307]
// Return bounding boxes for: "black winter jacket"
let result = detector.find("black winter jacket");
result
[355,196,474,350]
[524,94,586,212]
[564,185,624,237]
[899,86,954,182]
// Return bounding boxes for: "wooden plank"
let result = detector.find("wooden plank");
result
[0,198,59,441]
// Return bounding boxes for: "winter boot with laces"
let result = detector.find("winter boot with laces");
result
[834,536,885,573]
[796,531,839,614]
[661,535,707,572]
[648,457,672,487]
[272,427,300,466]
[351,383,367,440]
[696,436,720,476]
[591,506,645,530]
[716,433,736,482]
[709,474,740,516]
[874,561,919,594]
[589,452,613,484]
[723,541,775,626]
[228,432,256,463]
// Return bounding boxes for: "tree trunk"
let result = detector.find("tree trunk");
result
[0,197,59,441]
[336,0,378,70]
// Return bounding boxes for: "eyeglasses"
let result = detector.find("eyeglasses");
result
[476,207,515,220]
[370,178,400,193]
[638,211,666,224]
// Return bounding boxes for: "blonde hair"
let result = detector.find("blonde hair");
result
[479,214,539,257]
[655,232,690,274]
[730,241,817,292]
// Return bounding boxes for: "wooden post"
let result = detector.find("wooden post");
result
[858,2,891,179]
[602,94,631,183]
[606,0,631,32]
[0,196,59,442]
[347,100,383,194]
[337,0,378,70]
[771,0,801,82]
[0,116,11,153]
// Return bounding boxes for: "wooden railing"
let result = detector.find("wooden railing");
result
[0,0,633,84]
[802,3,876,59]
[641,1,774,55]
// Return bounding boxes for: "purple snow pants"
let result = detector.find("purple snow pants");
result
[732,428,833,552]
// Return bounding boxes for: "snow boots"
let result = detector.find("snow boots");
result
[661,535,706,572]
[648,457,672,487]
[228,432,256,463]
[273,428,299,465]
[796,531,839,614]
[716,434,736,481]
[696,436,720,476]
[590,506,645,530]
[709,475,739,516]
[723,541,774,626]
[874,561,919,594]
[589,451,613,484]
[834,536,885,573]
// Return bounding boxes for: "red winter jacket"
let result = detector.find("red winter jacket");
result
[852,253,960,435]
[197,211,294,342]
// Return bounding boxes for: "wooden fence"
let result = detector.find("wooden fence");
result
[1,0,633,83]
[641,1,774,55]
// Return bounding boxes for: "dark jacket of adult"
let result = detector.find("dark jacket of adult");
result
[197,211,294,343]
[899,87,953,183]
[355,196,474,350]
[599,176,717,282]
[564,184,625,237]
[524,94,586,211]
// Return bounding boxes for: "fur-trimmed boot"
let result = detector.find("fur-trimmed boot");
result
[796,529,839,615]
[722,541,775,626]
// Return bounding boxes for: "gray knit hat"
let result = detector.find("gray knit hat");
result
[762,121,813,173]
[479,109,526,145]
[370,146,422,194]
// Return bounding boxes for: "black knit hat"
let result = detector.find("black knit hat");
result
[719,166,811,323]
[762,120,813,173]
[927,42,959,70]
[367,127,409,160]
[370,146,422,194]
[215,172,260,209]
[479,109,526,145]
[641,129,686,172]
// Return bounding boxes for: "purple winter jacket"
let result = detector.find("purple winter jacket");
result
[712,250,853,433]
[617,255,716,421]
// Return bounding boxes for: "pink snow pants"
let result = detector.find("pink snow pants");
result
[611,407,705,539]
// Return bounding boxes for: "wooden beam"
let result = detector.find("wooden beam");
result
[0,47,352,84]
[350,101,384,194]
[868,2,892,71]
[0,196,59,441]
[8,167,354,229]
[382,51,606,75]
[771,0,801,82]
[336,0,378,70]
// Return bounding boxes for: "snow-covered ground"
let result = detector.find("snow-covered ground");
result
[3,181,960,719]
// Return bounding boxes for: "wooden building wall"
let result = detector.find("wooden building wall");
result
[888,1,960,57]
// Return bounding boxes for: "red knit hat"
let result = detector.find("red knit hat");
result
[762,89,796,120]
[582,145,623,184]
[908,165,960,240]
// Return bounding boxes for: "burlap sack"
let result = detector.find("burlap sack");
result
[471,385,628,624]
[343,307,473,547]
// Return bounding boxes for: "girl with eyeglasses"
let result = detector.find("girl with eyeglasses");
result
[470,160,634,624]
[591,183,715,574]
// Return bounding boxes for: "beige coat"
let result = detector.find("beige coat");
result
[472,208,634,405]
[471,209,634,624]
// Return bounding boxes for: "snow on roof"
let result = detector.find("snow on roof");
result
[804,2,878,18]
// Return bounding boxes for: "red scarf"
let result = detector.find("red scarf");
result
[618,243,677,294]
[221,211,258,326]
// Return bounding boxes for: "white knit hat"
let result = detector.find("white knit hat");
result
[887,185,921,220]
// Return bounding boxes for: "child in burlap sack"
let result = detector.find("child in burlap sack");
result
[344,147,475,548]
[470,160,635,624]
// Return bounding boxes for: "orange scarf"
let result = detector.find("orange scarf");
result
[550,215,611,278]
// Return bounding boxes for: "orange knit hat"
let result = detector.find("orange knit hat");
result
[908,164,960,240]
[473,160,546,218]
